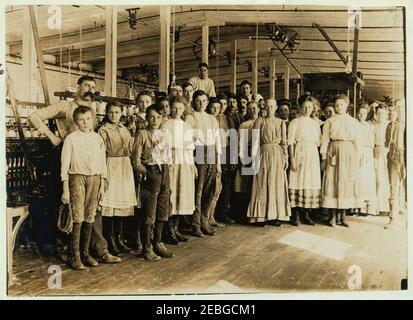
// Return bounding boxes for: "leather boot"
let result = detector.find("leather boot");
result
[153,221,174,258]
[291,208,300,226]
[174,216,189,242]
[201,225,217,236]
[80,222,98,267]
[103,217,120,256]
[133,229,143,255]
[153,242,174,258]
[114,217,132,253]
[340,209,350,227]
[143,224,161,261]
[328,209,336,227]
[220,214,235,225]
[165,218,179,245]
[68,222,85,270]
[336,210,342,225]
[303,210,316,225]
[100,252,121,263]
[131,213,143,255]
[209,214,226,228]
[268,219,281,226]
[191,226,204,238]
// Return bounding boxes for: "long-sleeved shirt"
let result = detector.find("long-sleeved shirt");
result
[385,120,404,151]
[216,114,230,148]
[161,119,195,165]
[28,97,96,141]
[134,113,148,131]
[98,122,133,157]
[385,120,405,176]
[250,117,288,172]
[358,121,375,148]
[131,128,172,174]
[61,130,107,181]
[186,111,221,151]
[371,120,389,147]
[320,113,361,159]
[188,76,216,97]
[238,119,256,162]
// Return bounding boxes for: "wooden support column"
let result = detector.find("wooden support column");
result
[230,39,237,93]
[159,6,171,92]
[29,5,51,106]
[284,64,290,99]
[352,27,360,79]
[352,25,360,116]
[202,24,209,65]
[104,5,117,97]
[23,7,37,102]
[251,40,258,97]
[353,82,358,116]
[269,57,276,99]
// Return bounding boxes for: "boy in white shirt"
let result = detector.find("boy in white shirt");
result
[61,106,107,270]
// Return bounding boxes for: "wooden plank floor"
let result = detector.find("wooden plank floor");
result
[8,214,407,296]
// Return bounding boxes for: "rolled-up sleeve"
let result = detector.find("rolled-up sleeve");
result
[29,100,67,127]
[131,130,147,174]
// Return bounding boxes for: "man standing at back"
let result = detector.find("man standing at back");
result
[188,63,216,98]
[239,79,263,103]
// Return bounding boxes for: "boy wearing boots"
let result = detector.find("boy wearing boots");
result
[131,104,174,261]
[61,106,107,270]
[186,90,222,237]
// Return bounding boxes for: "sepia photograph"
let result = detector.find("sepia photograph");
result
[1,0,410,298]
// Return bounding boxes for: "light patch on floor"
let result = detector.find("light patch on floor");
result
[204,280,246,293]
[353,215,389,224]
[278,230,353,261]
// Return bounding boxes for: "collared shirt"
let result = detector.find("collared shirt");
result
[131,128,172,174]
[247,93,264,102]
[29,97,96,140]
[188,76,216,97]
[98,122,133,157]
[61,130,107,181]
[288,116,322,146]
